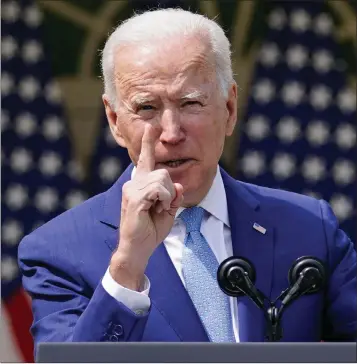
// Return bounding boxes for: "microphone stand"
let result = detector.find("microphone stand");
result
[227,268,282,341]
[266,307,282,342]
[227,267,319,342]
[267,269,321,341]
[219,257,325,342]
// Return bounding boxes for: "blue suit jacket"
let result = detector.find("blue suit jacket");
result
[18,165,356,352]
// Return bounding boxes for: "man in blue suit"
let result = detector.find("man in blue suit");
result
[18,8,356,351]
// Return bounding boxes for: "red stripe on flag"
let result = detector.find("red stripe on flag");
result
[4,289,34,363]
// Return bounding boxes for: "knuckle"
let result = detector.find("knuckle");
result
[122,182,131,195]
[137,158,145,169]
[126,193,141,208]
[122,182,143,205]
[131,195,142,206]
[160,169,170,180]
[152,181,163,192]
[152,169,169,181]
[151,183,168,199]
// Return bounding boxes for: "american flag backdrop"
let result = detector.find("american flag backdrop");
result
[1,0,356,361]
[237,2,356,244]
[1,0,87,361]
[89,121,132,196]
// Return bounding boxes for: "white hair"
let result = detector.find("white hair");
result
[100,8,234,109]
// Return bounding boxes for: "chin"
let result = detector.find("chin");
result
[159,162,215,202]
[176,174,210,205]
[169,163,200,182]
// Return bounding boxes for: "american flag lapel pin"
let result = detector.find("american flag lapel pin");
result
[253,222,266,235]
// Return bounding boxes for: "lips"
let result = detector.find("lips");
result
[158,158,193,168]
[163,159,187,167]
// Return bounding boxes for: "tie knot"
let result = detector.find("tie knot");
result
[179,206,204,233]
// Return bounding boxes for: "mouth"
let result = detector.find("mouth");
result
[159,158,194,169]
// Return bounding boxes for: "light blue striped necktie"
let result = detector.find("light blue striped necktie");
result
[180,206,235,342]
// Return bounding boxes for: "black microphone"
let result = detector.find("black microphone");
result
[217,257,268,310]
[217,255,326,342]
[279,256,326,309]
[268,256,326,341]
[217,256,278,341]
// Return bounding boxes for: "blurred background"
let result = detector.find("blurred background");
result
[1,0,356,362]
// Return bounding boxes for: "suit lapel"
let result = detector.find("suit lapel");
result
[145,244,209,341]
[99,164,209,342]
[99,164,132,234]
[99,165,276,342]
[221,169,275,341]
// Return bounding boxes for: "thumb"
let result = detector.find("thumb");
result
[168,183,184,216]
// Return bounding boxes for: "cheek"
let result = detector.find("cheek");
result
[195,112,225,140]
[202,121,227,160]
[187,120,224,159]
[130,132,144,157]
[119,120,144,158]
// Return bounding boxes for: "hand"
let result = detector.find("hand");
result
[109,124,184,290]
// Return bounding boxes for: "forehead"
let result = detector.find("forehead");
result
[113,36,216,96]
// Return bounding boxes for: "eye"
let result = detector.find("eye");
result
[182,100,202,107]
[138,104,155,111]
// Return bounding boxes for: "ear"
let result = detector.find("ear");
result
[102,95,127,148]
[225,82,238,137]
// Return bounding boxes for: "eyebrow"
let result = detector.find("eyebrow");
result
[180,90,207,100]
[130,90,208,106]
[131,95,155,106]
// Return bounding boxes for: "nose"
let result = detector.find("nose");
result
[159,108,185,145]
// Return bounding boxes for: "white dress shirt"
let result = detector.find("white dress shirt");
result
[102,166,240,342]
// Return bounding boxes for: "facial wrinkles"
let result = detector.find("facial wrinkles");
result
[115,40,217,114]
[150,67,213,104]
[114,74,156,116]
[118,77,200,116]
[160,45,217,103]
[116,70,158,98]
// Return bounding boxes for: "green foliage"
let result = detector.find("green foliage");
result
[41,10,86,76]
[325,1,356,77]
[62,0,103,14]
[40,0,356,80]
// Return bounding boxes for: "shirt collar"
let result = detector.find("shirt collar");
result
[131,165,230,227]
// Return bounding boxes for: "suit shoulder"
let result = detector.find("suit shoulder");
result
[237,180,323,216]
[234,181,337,254]
[19,191,107,248]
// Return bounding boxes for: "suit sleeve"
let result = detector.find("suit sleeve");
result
[18,233,150,354]
[320,200,357,340]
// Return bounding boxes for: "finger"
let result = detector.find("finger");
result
[137,124,156,174]
[155,200,165,214]
[169,183,184,213]
[151,170,175,200]
[145,184,172,211]
[154,183,183,215]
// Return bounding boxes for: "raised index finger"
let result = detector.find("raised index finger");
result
[137,124,156,173]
